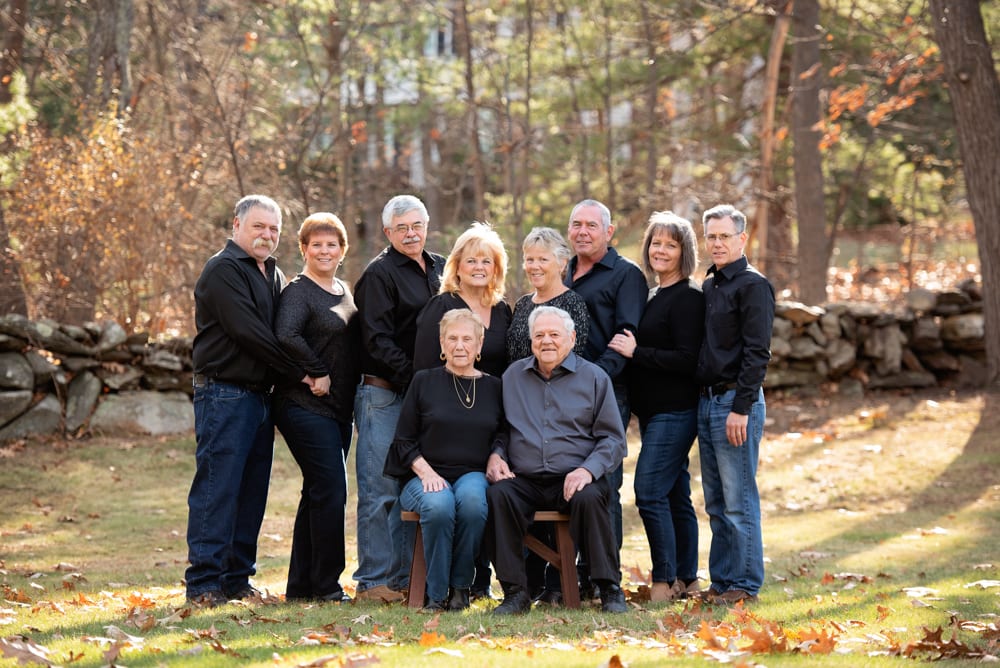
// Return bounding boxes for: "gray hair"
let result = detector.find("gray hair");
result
[528,305,575,336]
[642,211,699,279]
[569,199,612,231]
[702,204,747,234]
[522,227,572,266]
[235,194,281,227]
[381,194,429,229]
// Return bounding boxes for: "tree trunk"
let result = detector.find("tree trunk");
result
[752,0,792,274]
[0,0,27,105]
[790,0,828,304]
[457,0,486,217]
[0,0,29,315]
[84,0,134,112]
[928,0,1000,386]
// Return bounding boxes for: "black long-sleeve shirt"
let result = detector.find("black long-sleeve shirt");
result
[626,279,705,420]
[354,245,445,390]
[383,366,505,484]
[273,275,360,424]
[192,239,303,386]
[565,247,648,383]
[412,292,513,378]
[695,256,775,415]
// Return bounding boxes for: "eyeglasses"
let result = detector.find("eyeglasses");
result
[705,232,738,243]
[392,222,426,234]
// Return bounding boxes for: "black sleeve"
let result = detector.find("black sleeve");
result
[734,278,775,414]
[205,259,302,380]
[384,372,425,479]
[356,264,414,387]
[412,296,451,372]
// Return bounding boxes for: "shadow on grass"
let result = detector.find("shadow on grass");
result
[764,389,1000,624]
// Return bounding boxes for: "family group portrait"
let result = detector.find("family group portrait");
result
[2,0,999,665]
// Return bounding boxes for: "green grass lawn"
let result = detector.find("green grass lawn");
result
[2,389,999,666]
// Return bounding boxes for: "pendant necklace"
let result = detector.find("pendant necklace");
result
[452,372,477,409]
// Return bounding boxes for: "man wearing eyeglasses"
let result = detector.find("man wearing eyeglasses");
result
[353,194,445,603]
[694,204,775,605]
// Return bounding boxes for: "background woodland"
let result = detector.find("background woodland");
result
[0,0,997,379]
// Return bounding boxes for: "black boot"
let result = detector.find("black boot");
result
[597,580,627,613]
[493,583,531,616]
[447,587,470,611]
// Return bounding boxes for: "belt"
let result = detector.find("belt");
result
[363,374,399,393]
[700,381,738,398]
[192,373,273,394]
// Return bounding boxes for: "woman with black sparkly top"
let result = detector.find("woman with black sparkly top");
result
[384,309,504,612]
[274,212,359,603]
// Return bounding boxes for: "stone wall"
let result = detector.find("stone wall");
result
[0,280,987,442]
[0,314,194,442]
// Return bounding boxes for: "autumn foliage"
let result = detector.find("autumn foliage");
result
[7,112,206,333]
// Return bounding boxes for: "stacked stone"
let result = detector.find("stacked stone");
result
[0,314,194,442]
[767,279,985,396]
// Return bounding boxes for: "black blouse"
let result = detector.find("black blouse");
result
[384,366,505,484]
[412,292,512,378]
[273,274,360,424]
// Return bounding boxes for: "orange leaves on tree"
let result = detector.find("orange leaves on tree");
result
[828,84,868,121]
[351,121,368,145]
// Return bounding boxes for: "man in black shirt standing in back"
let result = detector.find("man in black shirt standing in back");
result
[694,204,775,605]
[186,194,312,607]
[352,194,445,603]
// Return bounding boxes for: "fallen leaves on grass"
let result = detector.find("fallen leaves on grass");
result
[1,636,54,666]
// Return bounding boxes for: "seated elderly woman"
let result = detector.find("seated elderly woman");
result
[383,309,505,611]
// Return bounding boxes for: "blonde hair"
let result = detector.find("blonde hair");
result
[298,212,349,257]
[440,222,508,306]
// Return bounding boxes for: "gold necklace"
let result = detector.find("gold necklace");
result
[452,371,477,409]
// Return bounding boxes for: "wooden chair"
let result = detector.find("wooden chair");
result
[401,509,580,609]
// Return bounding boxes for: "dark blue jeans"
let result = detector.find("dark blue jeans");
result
[185,381,274,597]
[274,400,351,600]
[635,410,698,583]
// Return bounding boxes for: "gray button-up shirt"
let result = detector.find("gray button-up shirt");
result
[497,352,626,480]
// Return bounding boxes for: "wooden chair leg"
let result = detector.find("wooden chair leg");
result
[404,515,426,609]
[553,520,580,608]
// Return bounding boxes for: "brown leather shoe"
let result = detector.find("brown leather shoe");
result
[355,584,405,604]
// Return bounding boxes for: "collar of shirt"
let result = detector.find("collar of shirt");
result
[385,244,441,272]
[224,239,277,273]
[567,246,621,280]
[706,254,748,283]
[526,350,580,381]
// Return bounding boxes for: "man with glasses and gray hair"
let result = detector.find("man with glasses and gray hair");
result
[694,204,775,605]
[352,194,445,603]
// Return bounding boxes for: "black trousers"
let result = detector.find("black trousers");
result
[486,474,619,589]
[274,400,351,600]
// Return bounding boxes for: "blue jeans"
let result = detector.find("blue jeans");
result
[353,383,409,592]
[274,400,350,600]
[400,472,488,603]
[186,381,274,597]
[698,388,765,595]
[635,410,698,583]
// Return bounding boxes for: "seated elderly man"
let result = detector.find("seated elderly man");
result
[486,305,628,614]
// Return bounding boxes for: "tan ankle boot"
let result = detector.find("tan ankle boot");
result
[650,581,674,602]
